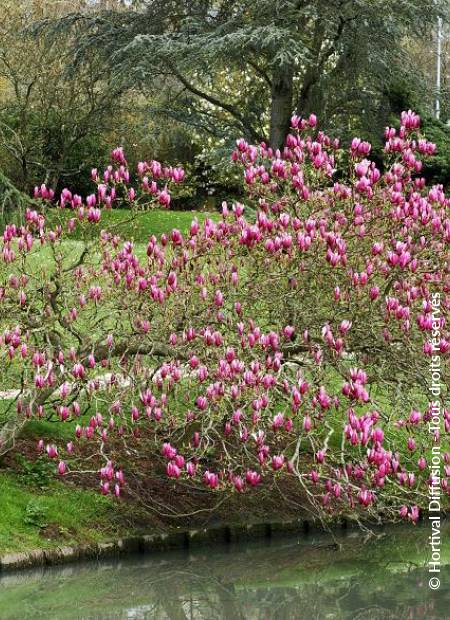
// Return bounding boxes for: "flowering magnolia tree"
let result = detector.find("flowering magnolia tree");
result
[0,111,449,525]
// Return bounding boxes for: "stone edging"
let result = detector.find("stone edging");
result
[0,519,312,573]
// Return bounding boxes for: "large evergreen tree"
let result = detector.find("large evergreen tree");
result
[45,1,448,148]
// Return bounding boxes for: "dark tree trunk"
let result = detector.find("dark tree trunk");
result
[296,69,317,117]
[269,65,294,151]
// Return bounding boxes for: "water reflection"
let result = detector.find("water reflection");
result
[0,523,449,619]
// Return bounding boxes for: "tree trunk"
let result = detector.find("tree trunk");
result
[269,65,294,151]
[296,69,317,117]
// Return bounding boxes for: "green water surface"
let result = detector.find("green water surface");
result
[0,521,449,619]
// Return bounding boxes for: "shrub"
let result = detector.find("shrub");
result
[23,500,48,529]
[0,113,448,525]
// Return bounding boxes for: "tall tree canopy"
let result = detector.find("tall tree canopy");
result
[49,0,448,149]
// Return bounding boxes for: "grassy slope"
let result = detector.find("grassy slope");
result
[0,473,122,553]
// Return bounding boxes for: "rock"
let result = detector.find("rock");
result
[269,520,304,536]
[188,527,228,547]
[77,543,99,560]
[43,546,77,565]
[140,535,157,552]
[142,532,187,552]
[228,523,271,542]
[0,550,44,570]
[97,541,118,557]
[117,537,141,553]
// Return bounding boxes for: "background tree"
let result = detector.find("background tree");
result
[50,0,449,150]
[0,0,125,197]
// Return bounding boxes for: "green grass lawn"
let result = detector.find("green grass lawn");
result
[0,395,140,555]
[0,472,123,554]
[45,207,218,244]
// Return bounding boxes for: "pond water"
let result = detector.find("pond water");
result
[0,521,449,619]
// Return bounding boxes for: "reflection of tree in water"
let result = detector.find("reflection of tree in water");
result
[1,526,449,619]
[82,536,448,620]
[109,568,444,620]
[146,567,247,620]
[138,570,444,620]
